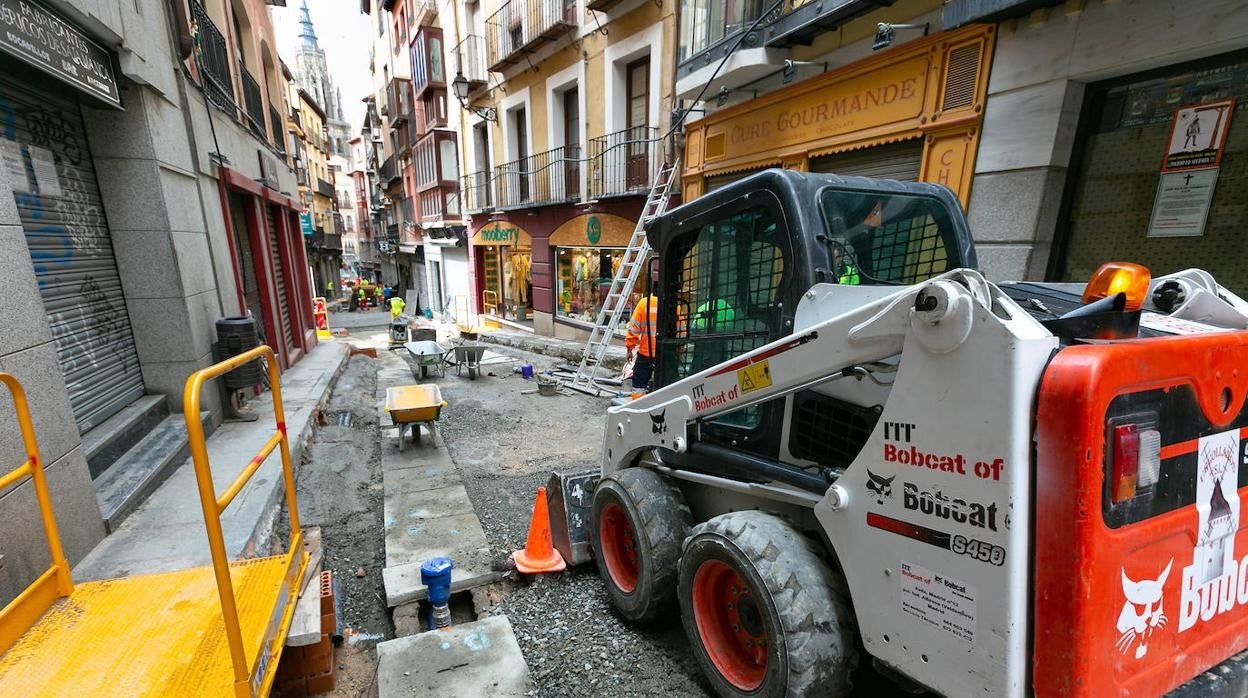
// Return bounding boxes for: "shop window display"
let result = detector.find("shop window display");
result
[482,246,533,321]
[556,247,638,323]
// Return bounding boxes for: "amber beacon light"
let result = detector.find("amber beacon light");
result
[1082,262,1152,311]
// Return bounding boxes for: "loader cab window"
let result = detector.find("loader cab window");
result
[819,189,960,285]
[659,204,787,429]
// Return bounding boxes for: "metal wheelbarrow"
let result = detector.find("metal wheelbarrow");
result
[404,340,446,379]
[451,344,488,379]
[384,384,446,450]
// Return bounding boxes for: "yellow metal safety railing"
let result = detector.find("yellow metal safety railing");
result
[183,345,307,697]
[0,373,75,655]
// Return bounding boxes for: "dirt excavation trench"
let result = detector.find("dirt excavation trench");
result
[289,353,393,696]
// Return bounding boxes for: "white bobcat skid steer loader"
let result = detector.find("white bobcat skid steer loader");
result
[548,169,1248,697]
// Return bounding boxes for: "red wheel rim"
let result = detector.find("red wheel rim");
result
[599,501,640,593]
[692,559,768,691]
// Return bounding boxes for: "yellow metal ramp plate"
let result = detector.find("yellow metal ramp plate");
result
[0,556,291,696]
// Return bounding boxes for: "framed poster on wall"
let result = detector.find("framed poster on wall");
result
[1146,168,1219,238]
[1161,98,1235,171]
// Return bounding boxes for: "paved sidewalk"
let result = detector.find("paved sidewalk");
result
[75,341,350,580]
[373,349,502,632]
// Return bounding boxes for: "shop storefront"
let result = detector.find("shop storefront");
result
[466,203,651,337]
[1052,51,1248,291]
[471,221,534,326]
[551,214,642,326]
[681,24,996,207]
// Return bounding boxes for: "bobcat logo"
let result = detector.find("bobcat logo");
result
[865,469,895,505]
[1117,560,1171,659]
[651,410,667,435]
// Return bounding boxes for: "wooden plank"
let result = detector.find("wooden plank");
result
[285,527,324,647]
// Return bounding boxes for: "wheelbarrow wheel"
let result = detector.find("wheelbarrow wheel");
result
[469,365,478,380]
[420,365,429,379]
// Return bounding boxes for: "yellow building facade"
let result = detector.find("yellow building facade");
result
[452,0,678,337]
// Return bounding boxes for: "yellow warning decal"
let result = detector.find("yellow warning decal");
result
[737,360,772,395]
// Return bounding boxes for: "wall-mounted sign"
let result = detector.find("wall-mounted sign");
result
[0,0,121,108]
[549,213,636,247]
[1161,99,1235,172]
[471,221,531,247]
[1147,168,1219,238]
[300,211,314,236]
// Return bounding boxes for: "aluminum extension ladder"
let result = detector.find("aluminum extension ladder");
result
[568,159,680,395]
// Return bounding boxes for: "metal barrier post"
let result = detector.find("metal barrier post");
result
[182,345,305,696]
[0,373,74,654]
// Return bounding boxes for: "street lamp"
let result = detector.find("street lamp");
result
[451,71,497,122]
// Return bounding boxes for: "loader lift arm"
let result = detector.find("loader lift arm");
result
[602,268,1006,484]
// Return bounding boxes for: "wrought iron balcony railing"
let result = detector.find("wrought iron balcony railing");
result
[238,61,266,139]
[189,0,234,109]
[589,126,658,199]
[485,0,575,72]
[494,145,581,209]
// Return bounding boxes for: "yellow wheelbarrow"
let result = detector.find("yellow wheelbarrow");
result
[384,384,447,450]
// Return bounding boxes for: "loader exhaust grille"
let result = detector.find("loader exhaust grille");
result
[789,391,881,468]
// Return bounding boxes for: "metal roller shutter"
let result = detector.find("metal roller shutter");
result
[809,139,924,181]
[227,191,262,321]
[0,71,146,433]
[265,204,296,353]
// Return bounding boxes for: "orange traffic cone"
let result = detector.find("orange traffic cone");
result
[512,487,567,574]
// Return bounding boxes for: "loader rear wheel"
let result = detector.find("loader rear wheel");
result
[679,511,857,698]
[590,467,691,622]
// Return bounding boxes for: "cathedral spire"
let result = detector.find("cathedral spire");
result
[298,0,319,49]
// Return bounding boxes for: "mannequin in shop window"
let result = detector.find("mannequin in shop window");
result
[509,251,531,305]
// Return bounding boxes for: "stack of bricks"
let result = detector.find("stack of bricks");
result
[277,570,337,696]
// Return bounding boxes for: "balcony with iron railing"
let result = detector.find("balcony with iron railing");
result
[190,1,234,109]
[589,127,658,199]
[378,155,398,185]
[764,0,886,48]
[494,145,581,209]
[315,177,335,198]
[485,0,575,72]
[269,106,285,155]
[238,61,265,139]
[461,171,492,214]
[454,34,488,88]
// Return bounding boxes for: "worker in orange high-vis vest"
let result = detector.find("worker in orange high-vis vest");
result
[625,292,659,392]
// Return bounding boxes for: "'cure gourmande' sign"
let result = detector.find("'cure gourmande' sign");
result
[0,0,121,108]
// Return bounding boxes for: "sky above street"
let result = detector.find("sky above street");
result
[271,0,373,131]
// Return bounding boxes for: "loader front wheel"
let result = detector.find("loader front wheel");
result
[590,468,691,622]
[679,511,857,697]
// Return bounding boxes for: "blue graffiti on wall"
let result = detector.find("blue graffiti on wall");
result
[0,95,73,286]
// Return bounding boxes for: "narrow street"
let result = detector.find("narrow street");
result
[307,315,710,696]
[303,314,909,696]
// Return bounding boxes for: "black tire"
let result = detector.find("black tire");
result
[590,467,692,622]
[678,511,857,698]
[420,365,429,378]
[468,365,478,379]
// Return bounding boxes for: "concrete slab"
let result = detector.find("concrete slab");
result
[385,484,473,522]
[384,561,505,607]
[73,342,349,581]
[376,616,532,698]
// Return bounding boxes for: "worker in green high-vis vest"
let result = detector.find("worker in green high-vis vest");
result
[832,243,861,285]
[692,298,735,332]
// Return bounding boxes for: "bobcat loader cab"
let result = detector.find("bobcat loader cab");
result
[577,169,1248,697]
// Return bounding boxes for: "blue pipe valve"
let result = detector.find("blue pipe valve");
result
[421,557,454,629]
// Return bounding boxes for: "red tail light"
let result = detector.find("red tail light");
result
[1110,422,1161,504]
